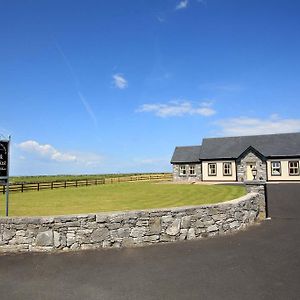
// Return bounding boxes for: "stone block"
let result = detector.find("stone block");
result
[3,229,16,241]
[36,230,53,247]
[96,214,108,223]
[53,231,60,248]
[148,217,161,234]
[130,227,146,238]
[117,228,130,238]
[143,235,159,243]
[166,219,181,236]
[207,225,218,232]
[91,228,109,242]
[187,228,196,240]
[181,216,191,229]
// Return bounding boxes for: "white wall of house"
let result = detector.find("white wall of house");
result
[202,160,236,181]
[267,159,300,181]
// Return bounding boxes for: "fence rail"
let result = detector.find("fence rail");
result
[1,174,172,194]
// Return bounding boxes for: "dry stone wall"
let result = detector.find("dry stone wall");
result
[0,183,265,253]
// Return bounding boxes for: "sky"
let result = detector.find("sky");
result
[1,0,300,176]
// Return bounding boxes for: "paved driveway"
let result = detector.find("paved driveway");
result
[0,183,299,300]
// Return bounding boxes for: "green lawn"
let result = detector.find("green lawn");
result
[1,182,246,217]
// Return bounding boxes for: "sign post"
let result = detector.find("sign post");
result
[0,136,10,217]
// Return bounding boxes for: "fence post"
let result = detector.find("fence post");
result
[76,180,78,187]
[64,181,67,188]
[37,183,40,191]
[21,183,24,193]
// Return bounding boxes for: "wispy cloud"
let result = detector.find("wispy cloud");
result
[77,92,98,127]
[175,0,189,10]
[215,114,300,136]
[18,140,76,162]
[137,100,216,117]
[134,157,169,165]
[54,40,98,127]
[156,14,166,23]
[198,83,243,93]
[113,73,128,89]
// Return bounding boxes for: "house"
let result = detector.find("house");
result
[171,132,300,182]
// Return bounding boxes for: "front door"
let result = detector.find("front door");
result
[246,163,256,180]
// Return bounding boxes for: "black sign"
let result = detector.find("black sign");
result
[0,141,9,178]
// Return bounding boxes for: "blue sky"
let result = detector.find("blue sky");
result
[1,0,300,176]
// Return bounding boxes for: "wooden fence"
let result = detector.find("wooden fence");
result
[1,173,173,194]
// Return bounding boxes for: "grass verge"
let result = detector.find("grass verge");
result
[1,182,246,217]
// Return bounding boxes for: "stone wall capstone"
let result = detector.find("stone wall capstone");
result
[0,183,265,253]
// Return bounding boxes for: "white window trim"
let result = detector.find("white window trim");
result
[288,161,299,176]
[189,165,196,176]
[271,161,281,176]
[208,163,217,176]
[223,162,232,176]
[179,165,187,176]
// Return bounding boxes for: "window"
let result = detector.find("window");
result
[271,161,281,176]
[189,165,195,176]
[223,162,232,176]
[208,163,217,176]
[289,161,299,176]
[179,165,186,176]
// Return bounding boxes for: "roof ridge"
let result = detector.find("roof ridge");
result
[175,145,202,148]
[202,131,300,141]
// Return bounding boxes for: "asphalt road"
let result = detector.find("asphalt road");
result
[0,183,299,300]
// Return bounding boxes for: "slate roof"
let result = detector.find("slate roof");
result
[171,132,300,163]
[201,132,300,159]
[171,146,202,163]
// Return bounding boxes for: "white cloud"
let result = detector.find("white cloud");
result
[215,115,300,136]
[176,0,189,10]
[17,140,104,167]
[134,157,169,165]
[137,101,216,117]
[18,141,77,162]
[113,73,128,89]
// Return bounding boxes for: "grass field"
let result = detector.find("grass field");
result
[0,182,246,217]
[10,173,170,184]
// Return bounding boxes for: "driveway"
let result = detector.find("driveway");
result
[0,183,299,300]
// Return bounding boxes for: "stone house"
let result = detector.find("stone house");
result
[171,132,300,182]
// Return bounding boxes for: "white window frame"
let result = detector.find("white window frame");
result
[271,161,281,176]
[189,165,196,176]
[288,161,299,176]
[179,165,187,176]
[223,162,232,176]
[208,163,217,176]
